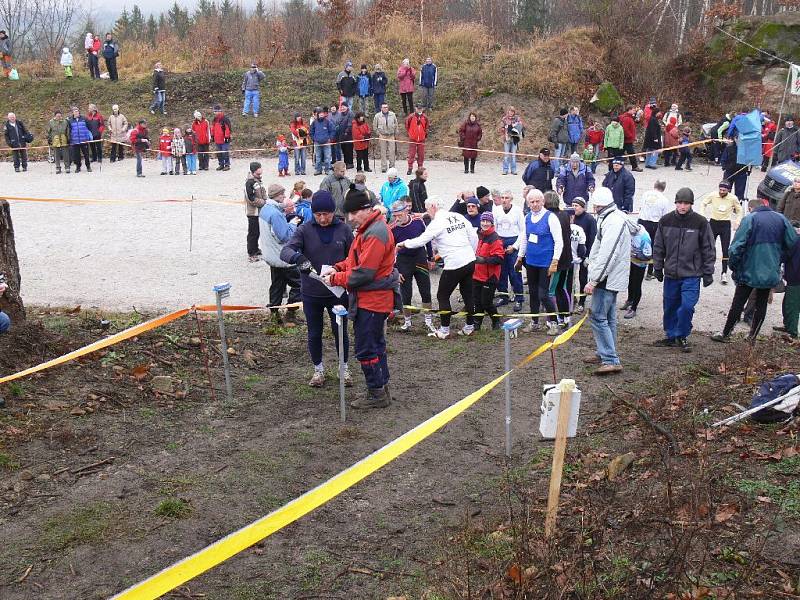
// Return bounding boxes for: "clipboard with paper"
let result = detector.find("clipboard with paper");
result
[309,265,345,298]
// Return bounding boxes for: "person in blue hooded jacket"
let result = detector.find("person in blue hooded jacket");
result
[557,153,595,206]
[356,64,372,115]
[602,157,635,212]
[310,108,335,175]
[68,106,92,172]
[379,167,409,212]
[419,57,438,110]
[370,64,388,114]
[566,106,584,154]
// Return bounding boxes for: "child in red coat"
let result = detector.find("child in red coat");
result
[158,127,173,174]
[473,212,505,330]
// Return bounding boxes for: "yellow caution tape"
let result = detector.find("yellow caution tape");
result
[109,314,587,600]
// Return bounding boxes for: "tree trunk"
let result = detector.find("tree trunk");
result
[0,200,25,323]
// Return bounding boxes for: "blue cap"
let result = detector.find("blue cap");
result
[311,190,335,213]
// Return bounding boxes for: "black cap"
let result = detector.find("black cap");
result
[476,186,490,199]
[559,108,568,116]
[718,180,731,190]
[675,187,694,205]
[250,161,261,173]
[343,184,372,213]
[540,147,550,156]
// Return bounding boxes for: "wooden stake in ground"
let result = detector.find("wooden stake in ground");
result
[544,378,575,538]
[0,200,25,322]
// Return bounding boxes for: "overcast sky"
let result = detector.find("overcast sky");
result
[85,0,263,22]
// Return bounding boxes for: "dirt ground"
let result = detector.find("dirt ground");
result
[2,156,778,334]
[0,307,798,599]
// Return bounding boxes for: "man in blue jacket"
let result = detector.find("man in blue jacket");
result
[419,57,438,110]
[310,107,335,176]
[557,153,595,206]
[712,199,798,342]
[281,191,355,387]
[371,64,388,114]
[357,64,372,114]
[602,157,635,213]
[522,148,555,194]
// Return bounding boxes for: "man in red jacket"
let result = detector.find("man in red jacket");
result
[192,110,212,171]
[405,103,429,176]
[211,104,232,171]
[618,105,643,172]
[323,186,396,408]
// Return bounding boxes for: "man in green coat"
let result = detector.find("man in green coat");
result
[603,116,625,170]
[712,199,798,342]
[46,110,70,174]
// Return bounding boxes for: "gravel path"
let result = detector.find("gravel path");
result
[3,156,780,334]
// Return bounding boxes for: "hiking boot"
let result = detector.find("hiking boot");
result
[216,165,225,171]
[632,167,643,172]
[512,300,523,312]
[340,366,353,387]
[620,301,632,311]
[406,169,412,175]
[594,363,623,375]
[624,308,636,319]
[677,337,691,353]
[653,337,677,347]
[350,388,390,409]
[711,332,731,343]
[583,354,601,364]
[309,370,325,387]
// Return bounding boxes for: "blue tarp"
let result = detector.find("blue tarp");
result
[730,109,763,166]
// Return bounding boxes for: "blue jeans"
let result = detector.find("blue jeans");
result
[186,154,197,172]
[0,310,10,334]
[302,294,349,366]
[135,151,144,175]
[373,93,385,114]
[149,90,165,114]
[553,143,568,172]
[354,308,389,390]
[663,277,700,339]
[314,143,332,174]
[645,151,659,167]
[294,147,306,174]
[498,236,523,302]
[502,141,518,174]
[243,89,260,115]
[216,142,230,168]
[589,287,620,365]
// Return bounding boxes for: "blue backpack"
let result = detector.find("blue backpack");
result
[749,374,800,423]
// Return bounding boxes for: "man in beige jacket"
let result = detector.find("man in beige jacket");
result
[107,104,129,162]
[372,102,398,173]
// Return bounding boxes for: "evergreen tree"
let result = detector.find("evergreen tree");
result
[220,0,233,17]
[130,5,145,40]
[146,14,158,46]
[114,8,131,40]
[195,0,214,19]
[254,0,266,19]
[167,2,192,38]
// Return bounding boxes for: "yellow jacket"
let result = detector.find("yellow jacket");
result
[702,192,742,224]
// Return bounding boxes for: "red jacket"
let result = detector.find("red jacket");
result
[211,113,232,145]
[192,118,211,145]
[586,128,604,147]
[91,38,100,54]
[352,120,371,151]
[405,112,429,143]
[158,134,172,156]
[331,210,395,313]
[473,227,504,283]
[290,119,309,147]
[619,112,637,144]
[762,121,777,157]
[86,111,105,135]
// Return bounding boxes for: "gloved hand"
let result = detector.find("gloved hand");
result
[703,274,713,287]
[475,256,486,264]
[298,260,313,274]
[547,259,559,276]
[514,257,524,272]
[654,269,664,282]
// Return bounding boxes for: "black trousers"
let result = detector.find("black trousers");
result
[105,56,118,81]
[722,284,770,339]
[627,264,646,310]
[246,215,260,257]
[269,265,301,310]
[662,149,676,166]
[341,141,353,167]
[401,92,414,114]
[473,279,499,329]
[639,219,659,275]
[110,143,125,161]
[198,144,210,170]
[356,148,369,172]
[397,254,431,304]
[88,52,100,78]
[11,148,27,169]
[71,144,90,170]
[710,219,732,274]
[578,263,588,306]
[438,262,475,327]
[463,157,476,173]
[623,142,637,169]
[525,265,557,323]
[90,138,103,162]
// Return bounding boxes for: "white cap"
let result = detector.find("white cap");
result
[387,167,398,178]
[112,104,119,112]
[193,110,202,119]
[592,187,614,207]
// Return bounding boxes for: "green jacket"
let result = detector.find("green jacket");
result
[604,122,624,150]
[729,206,798,288]
[47,118,69,147]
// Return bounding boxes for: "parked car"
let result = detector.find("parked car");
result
[757,159,800,207]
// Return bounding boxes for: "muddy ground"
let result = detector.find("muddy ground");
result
[0,308,798,599]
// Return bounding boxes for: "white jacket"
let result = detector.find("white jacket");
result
[586,204,635,292]
[492,203,526,248]
[638,190,671,223]
[404,210,477,270]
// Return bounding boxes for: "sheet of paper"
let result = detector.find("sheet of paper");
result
[310,267,345,298]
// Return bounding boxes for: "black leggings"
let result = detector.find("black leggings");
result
[525,265,557,323]
[246,215,260,257]
[463,157,476,172]
[71,144,90,169]
[710,219,732,274]
[356,148,369,171]
[578,263,588,306]
[722,284,770,339]
[401,92,414,114]
[639,219,659,275]
[627,264,646,310]
[397,254,431,305]
[473,279,498,329]
[438,262,475,327]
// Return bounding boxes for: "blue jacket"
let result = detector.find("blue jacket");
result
[729,206,798,288]
[566,114,584,144]
[420,63,437,88]
[259,199,297,267]
[380,179,409,210]
[68,116,92,145]
[602,168,636,213]
[556,163,595,205]
[371,70,388,95]
[357,73,372,97]
[280,218,354,298]
[521,159,555,192]
[295,200,313,224]
[310,116,335,144]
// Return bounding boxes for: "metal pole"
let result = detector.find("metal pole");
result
[213,283,234,403]
[501,318,522,457]
[333,305,348,422]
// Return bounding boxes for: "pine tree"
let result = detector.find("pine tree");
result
[195,0,213,19]
[254,0,266,19]
[220,0,233,17]
[114,8,131,40]
[167,2,192,38]
[146,14,158,46]
[130,5,145,40]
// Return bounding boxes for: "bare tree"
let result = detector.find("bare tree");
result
[0,0,39,58]
[32,0,76,65]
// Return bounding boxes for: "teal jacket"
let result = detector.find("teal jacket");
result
[729,206,798,288]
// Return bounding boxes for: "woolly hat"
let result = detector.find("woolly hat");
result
[479,212,494,223]
[592,187,614,207]
[612,156,625,165]
[249,161,261,173]
[343,184,372,213]
[194,110,202,119]
[386,167,398,178]
[267,183,285,199]
[718,180,732,190]
[675,188,694,205]
[311,190,335,213]
[476,186,490,199]
[572,197,586,207]
[569,152,581,161]
[465,196,480,207]
[539,147,550,156]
